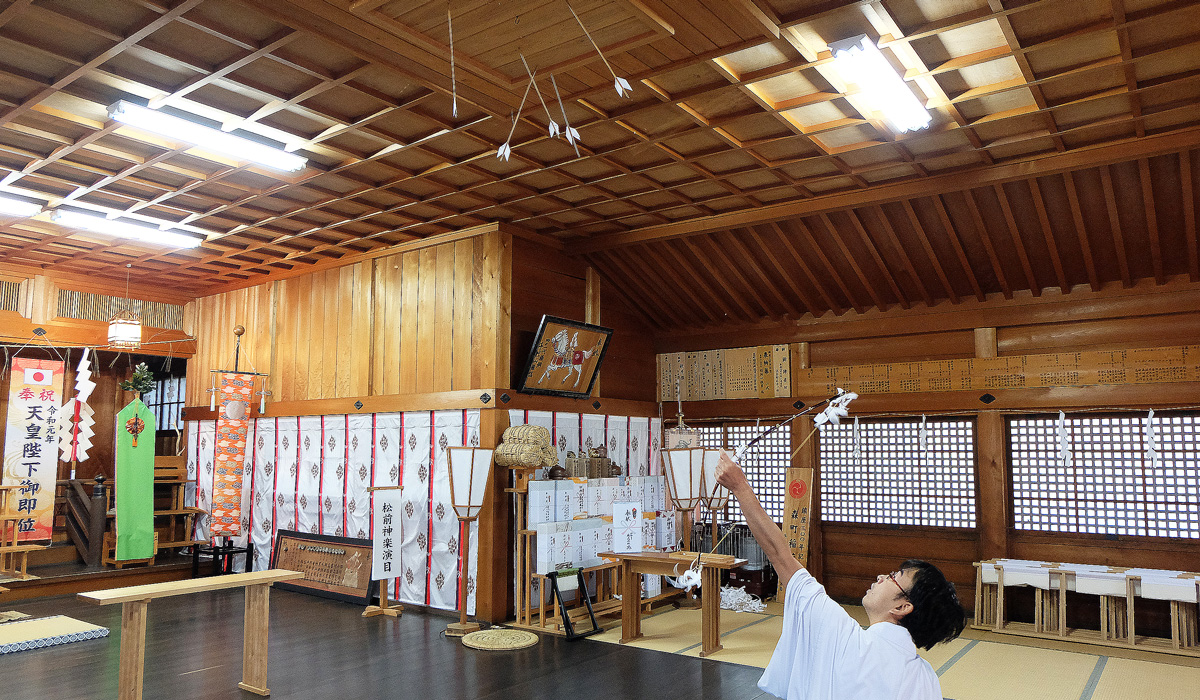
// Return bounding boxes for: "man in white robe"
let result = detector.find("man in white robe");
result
[716,452,965,700]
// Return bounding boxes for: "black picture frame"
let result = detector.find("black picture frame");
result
[269,529,378,605]
[516,315,614,399]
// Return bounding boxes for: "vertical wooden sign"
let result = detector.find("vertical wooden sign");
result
[782,467,814,601]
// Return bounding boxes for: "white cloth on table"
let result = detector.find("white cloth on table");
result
[758,570,941,700]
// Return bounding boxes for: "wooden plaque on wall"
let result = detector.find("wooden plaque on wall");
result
[270,530,377,604]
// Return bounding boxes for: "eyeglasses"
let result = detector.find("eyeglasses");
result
[885,570,909,598]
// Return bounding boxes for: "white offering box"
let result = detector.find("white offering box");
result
[599,516,615,560]
[642,574,662,600]
[600,477,619,516]
[554,481,573,522]
[656,511,678,551]
[587,482,604,517]
[535,521,557,575]
[569,477,588,519]
[616,483,634,504]
[613,501,642,553]
[528,480,555,527]
[641,512,657,552]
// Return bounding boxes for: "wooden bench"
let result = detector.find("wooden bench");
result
[79,569,304,700]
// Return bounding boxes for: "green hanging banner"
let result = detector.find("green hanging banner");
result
[115,399,156,561]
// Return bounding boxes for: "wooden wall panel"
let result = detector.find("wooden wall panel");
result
[510,236,656,402]
[187,283,274,406]
[187,230,506,408]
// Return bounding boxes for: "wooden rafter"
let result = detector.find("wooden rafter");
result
[1061,172,1101,292]
[1099,164,1134,288]
[1027,178,1069,293]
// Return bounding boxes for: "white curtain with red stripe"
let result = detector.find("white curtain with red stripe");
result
[250,418,276,568]
[186,407,478,611]
[398,411,430,606]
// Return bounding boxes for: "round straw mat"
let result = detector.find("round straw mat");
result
[461,628,539,651]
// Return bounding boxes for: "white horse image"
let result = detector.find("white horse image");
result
[538,329,599,387]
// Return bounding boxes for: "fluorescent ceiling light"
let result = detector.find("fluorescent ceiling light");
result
[53,210,203,249]
[829,35,931,134]
[108,100,307,172]
[0,195,43,218]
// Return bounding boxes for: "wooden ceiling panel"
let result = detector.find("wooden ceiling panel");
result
[0,0,1193,299]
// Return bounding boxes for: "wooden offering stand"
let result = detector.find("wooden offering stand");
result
[79,569,303,699]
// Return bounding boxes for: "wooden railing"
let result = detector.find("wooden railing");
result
[62,477,108,568]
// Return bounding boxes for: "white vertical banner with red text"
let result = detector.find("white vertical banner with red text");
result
[2,358,64,542]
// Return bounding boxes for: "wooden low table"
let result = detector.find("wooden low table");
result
[79,569,303,700]
[601,551,746,657]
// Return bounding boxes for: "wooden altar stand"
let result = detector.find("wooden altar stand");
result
[602,550,746,657]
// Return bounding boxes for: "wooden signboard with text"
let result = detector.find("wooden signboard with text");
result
[269,530,376,605]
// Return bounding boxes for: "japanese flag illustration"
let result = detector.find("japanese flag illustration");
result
[25,367,53,385]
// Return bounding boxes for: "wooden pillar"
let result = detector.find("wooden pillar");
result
[793,415,821,583]
[118,600,150,700]
[238,583,271,695]
[475,407,511,624]
[586,266,601,397]
[976,327,1007,561]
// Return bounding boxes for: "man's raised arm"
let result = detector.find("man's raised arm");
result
[715,450,802,589]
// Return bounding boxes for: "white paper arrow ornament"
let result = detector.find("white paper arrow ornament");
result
[918,415,929,453]
[551,75,582,157]
[498,69,537,162]
[519,54,560,139]
[448,4,458,118]
[567,2,634,99]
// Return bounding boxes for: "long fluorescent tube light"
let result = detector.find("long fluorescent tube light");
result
[53,210,203,249]
[108,100,307,172]
[0,195,43,218]
[829,35,931,134]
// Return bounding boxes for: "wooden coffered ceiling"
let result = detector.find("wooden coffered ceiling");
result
[0,0,1197,328]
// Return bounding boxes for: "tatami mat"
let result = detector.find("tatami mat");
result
[1088,657,1200,700]
[591,597,1200,699]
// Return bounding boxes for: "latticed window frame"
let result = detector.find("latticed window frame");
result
[1009,412,1200,540]
[818,416,978,530]
[142,375,186,432]
[692,422,790,523]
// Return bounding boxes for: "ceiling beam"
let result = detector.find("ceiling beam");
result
[1061,172,1100,292]
[1099,165,1133,288]
[567,125,1200,254]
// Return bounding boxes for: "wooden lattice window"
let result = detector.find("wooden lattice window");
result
[143,375,185,432]
[692,423,788,523]
[819,418,977,528]
[1010,413,1200,538]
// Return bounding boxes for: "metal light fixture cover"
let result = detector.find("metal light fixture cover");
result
[699,449,729,513]
[829,34,931,134]
[664,447,706,511]
[447,446,495,519]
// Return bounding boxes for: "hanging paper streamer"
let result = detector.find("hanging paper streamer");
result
[56,348,97,465]
[211,372,255,537]
[918,415,929,453]
[1144,409,1160,469]
[567,2,633,97]
[851,416,863,463]
[1056,411,1072,468]
[115,399,156,560]
[3,358,65,542]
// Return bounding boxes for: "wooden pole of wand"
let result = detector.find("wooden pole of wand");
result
[790,425,821,460]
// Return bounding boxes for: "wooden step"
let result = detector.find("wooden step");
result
[30,543,83,567]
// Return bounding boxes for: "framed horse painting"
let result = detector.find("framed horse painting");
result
[516,315,614,398]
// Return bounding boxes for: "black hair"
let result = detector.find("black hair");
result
[895,559,966,651]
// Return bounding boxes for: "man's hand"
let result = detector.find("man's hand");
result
[715,450,749,494]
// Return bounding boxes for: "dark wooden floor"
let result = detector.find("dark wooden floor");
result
[5,589,771,699]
